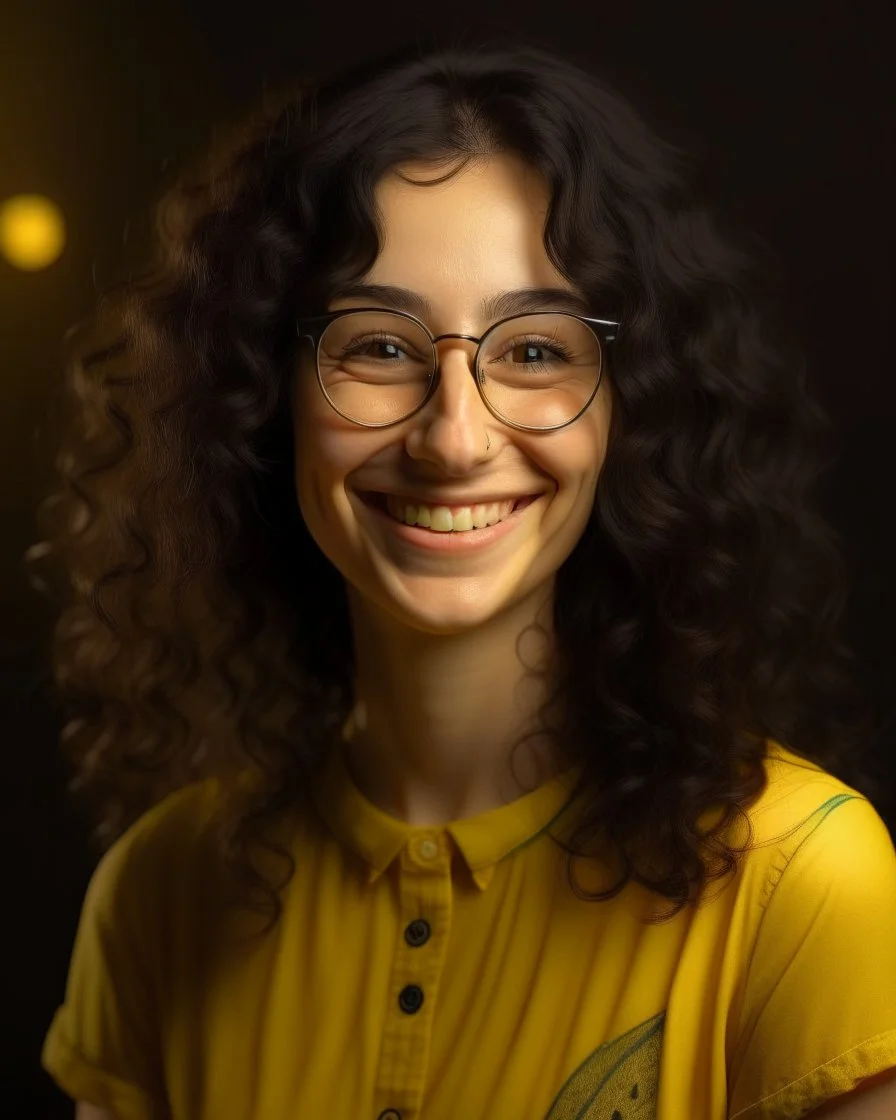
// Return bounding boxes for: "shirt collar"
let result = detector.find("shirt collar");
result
[309,742,583,891]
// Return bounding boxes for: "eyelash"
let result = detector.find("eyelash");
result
[498,335,576,362]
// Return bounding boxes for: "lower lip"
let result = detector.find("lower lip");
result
[360,493,540,552]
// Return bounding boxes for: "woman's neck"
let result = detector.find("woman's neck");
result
[342,586,562,826]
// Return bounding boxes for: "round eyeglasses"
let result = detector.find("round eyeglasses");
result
[296,307,619,432]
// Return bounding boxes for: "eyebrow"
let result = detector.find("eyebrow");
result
[329,283,591,320]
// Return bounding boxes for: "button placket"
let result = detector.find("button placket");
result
[374,832,453,1117]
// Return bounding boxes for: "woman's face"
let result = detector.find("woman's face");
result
[291,152,613,635]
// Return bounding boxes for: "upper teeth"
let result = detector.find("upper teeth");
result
[385,495,517,532]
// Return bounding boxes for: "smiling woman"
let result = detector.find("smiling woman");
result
[291,151,616,644]
[27,31,896,1120]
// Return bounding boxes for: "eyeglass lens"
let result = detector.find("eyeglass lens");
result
[316,310,602,429]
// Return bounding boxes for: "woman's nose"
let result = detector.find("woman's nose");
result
[404,340,495,472]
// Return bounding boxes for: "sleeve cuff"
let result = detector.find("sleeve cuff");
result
[41,1009,167,1120]
[730,1029,896,1119]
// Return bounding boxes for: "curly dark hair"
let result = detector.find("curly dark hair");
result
[26,34,888,937]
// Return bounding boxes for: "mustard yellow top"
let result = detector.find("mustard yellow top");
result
[42,740,896,1119]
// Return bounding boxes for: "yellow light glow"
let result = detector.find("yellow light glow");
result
[0,193,66,271]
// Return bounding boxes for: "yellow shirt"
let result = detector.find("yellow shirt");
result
[42,739,896,1119]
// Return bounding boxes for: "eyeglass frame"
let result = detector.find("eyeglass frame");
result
[295,306,620,433]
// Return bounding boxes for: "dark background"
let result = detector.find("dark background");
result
[2,0,893,1114]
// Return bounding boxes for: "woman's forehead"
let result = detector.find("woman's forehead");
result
[367,156,567,319]
[374,152,551,222]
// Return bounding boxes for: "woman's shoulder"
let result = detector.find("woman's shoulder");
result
[82,769,315,922]
[81,776,227,918]
[719,739,893,877]
[752,740,879,834]
[123,775,223,854]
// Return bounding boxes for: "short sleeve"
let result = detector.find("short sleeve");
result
[41,823,170,1119]
[727,794,896,1120]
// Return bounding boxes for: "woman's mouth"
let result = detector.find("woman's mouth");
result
[383,495,535,533]
[356,490,539,546]
[364,492,538,533]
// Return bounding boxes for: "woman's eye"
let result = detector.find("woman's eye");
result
[347,339,408,359]
[508,341,569,363]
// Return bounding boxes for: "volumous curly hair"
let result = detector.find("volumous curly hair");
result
[26,35,888,935]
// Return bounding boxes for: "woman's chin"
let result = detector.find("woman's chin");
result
[354,577,532,638]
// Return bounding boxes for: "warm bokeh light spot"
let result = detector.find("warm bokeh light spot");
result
[0,193,66,271]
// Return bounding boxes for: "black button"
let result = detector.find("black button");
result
[398,984,424,1014]
[405,919,430,947]
[377,1111,402,1120]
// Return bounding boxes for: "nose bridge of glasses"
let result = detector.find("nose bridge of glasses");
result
[432,332,481,345]
[428,332,483,382]
[432,331,481,357]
